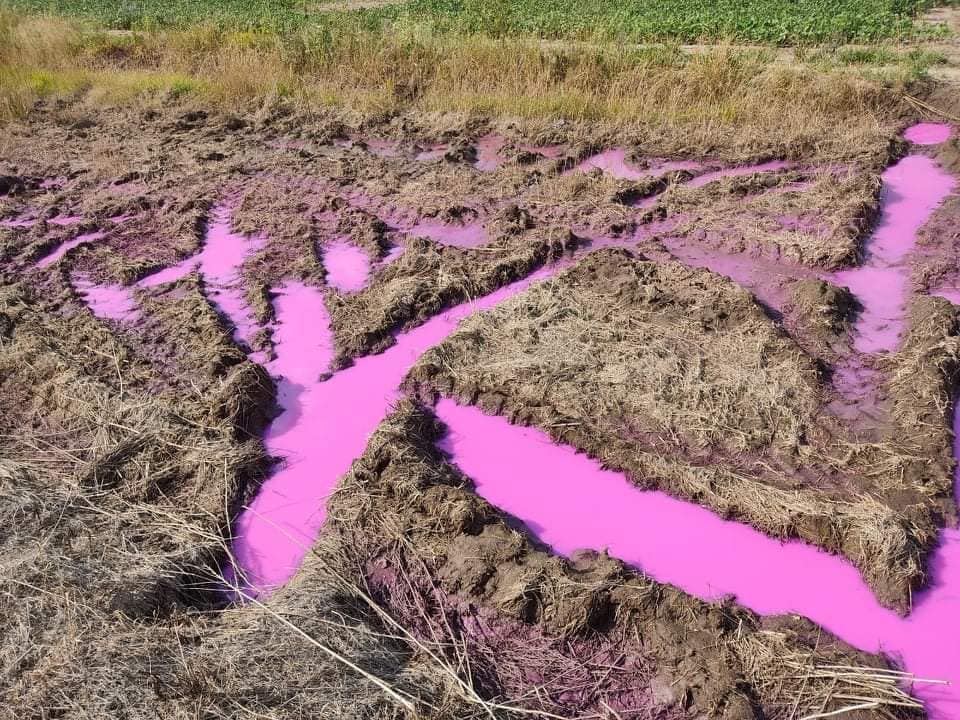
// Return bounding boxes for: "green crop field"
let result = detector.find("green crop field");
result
[0,0,951,43]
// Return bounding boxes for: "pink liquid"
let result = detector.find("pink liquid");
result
[827,154,955,353]
[136,201,266,358]
[137,258,198,288]
[1,215,38,228]
[415,143,448,161]
[571,149,701,181]
[405,219,488,248]
[519,143,566,159]
[223,124,960,717]
[197,204,267,362]
[322,239,370,292]
[71,275,139,322]
[435,397,960,719]
[364,138,400,158]
[35,231,105,268]
[904,123,953,146]
[475,135,506,171]
[686,160,790,188]
[229,267,558,594]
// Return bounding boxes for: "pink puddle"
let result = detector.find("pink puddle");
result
[137,258,198,288]
[363,138,400,158]
[1,212,40,228]
[831,265,911,353]
[71,275,139,322]
[572,149,701,181]
[934,287,960,306]
[659,233,813,312]
[827,153,955,353]
[415,143,448,162]
[436,397,960,719]
[229,267,558,595]
[519,143,566,159]
[685,160,790,189]
[1,213,82,229]
[405,218,488,248]
[322,238,370,293]
[475,135,506,171]
[35,231,105,269]
[48,215,83,226]
[905,123,953,146]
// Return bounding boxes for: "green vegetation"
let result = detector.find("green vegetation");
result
[0,0,952,43]
[371,0,948,44]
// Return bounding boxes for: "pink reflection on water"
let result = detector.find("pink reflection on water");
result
[435,397,960,719]
[35,231,105,268]
[72,275,139,322]
[229,267,559,595]
[323,238,370,292]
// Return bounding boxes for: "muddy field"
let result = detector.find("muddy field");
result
[2,99,960,720]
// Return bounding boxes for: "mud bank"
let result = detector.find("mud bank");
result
[319,401,923,720]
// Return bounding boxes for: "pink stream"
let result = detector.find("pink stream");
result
[228,267,557,593]
[158,125,959,716]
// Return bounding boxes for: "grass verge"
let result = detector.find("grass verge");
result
[0,8,942,161]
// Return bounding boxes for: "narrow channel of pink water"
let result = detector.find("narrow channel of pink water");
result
[137,258,198,288]
[827,154,955,353]
[415,143,448,161]
[322,238,371,292]
[35,231,105,268]
[136,202,266,359]
[229,266,558,594]
[685,160,790,188]
[71,275,140,322]
[198,205,267,363]
[364,138,400,158]
[47,215,83,226]
[571,149,701,181]
[435,397,960,719]
[519,143,566,159]
[1,215,38,228]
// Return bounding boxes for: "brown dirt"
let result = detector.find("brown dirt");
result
[406,249,960,611]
